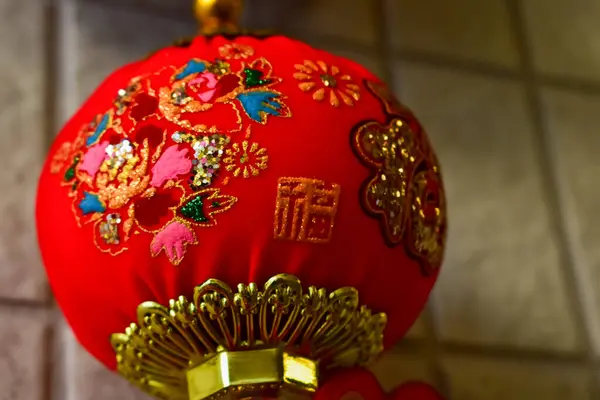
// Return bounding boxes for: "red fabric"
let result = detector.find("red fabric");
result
[36,35,446,370]
[314,368,446,400]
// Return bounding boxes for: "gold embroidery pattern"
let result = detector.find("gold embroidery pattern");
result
[294,60,361,107]
[353,79,447,274]
[353,119,418,244]
[111,274,387,399]
[219,43,254,60]
[50,142,73,174]
[274,177,341,243]
[49,44,292,265]
[223,140,268,178]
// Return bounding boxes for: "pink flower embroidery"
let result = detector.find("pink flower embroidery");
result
[150,221,197,265]
[151,145,193,188]
[188,72,219,102]
[80,141,109,177]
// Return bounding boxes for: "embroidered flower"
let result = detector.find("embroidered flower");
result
[79,141,109,177]
[150,221,197,266]
[223,140,268,179]
[188,72,219,102]
[151,145,193,188]
[219,43,254,60]
[130,93,159,121]
[294,60,361,107]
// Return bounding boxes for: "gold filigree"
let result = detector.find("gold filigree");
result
[111,274,386,400]
[294,60,360,107]
[274,177,341,243]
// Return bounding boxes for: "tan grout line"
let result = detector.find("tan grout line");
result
[372,0,395,86]
[43,321,55,400]
[505,0,599,364]
[42,3,60,400]
[0,297,49,310]
[394,338,590,367]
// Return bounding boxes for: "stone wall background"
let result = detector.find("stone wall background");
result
[2,0,600,399]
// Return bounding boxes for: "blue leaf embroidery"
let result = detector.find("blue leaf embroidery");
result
[79,192,106,215]
[236,92,283,122]
[86,113,110,147]
[175,60,206,80]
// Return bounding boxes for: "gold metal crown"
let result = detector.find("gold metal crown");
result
[111,274,387,400]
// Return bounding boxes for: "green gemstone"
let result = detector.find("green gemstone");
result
[181,195,209,222]
[244,68,272,88]
[64,156,80,182]
[64,167,75,182]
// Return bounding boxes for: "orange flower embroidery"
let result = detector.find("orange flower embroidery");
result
[219,44,254,60]
[294,60,361,107]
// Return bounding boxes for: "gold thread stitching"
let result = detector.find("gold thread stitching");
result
[274,177,341,243]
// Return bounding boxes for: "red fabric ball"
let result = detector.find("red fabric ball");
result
[314,368,446,400]
[36,35,446,370]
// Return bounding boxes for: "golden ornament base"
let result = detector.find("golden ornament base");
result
[187,347,318,400]
[111,274,386,399]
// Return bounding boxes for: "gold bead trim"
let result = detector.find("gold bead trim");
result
[111,274,387,400]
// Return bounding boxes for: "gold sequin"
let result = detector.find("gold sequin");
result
[294,60,360,107]
[274,177,341,243]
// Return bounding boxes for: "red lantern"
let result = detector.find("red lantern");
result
[36,1,447,399]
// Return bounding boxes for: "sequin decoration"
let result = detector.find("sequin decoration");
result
[219,43,254,60]
[115,80,141,115]
[353,119,418,244]
[274,177,341,243]
[101,139,136,182]
[352,80,447,274]
[294,60,361,107]
[408,167,446,273]
[172,131,229,188]
[99,213,122,244]
[223,140,268,179]
[49,46,288,265]
[177,188,237,226]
